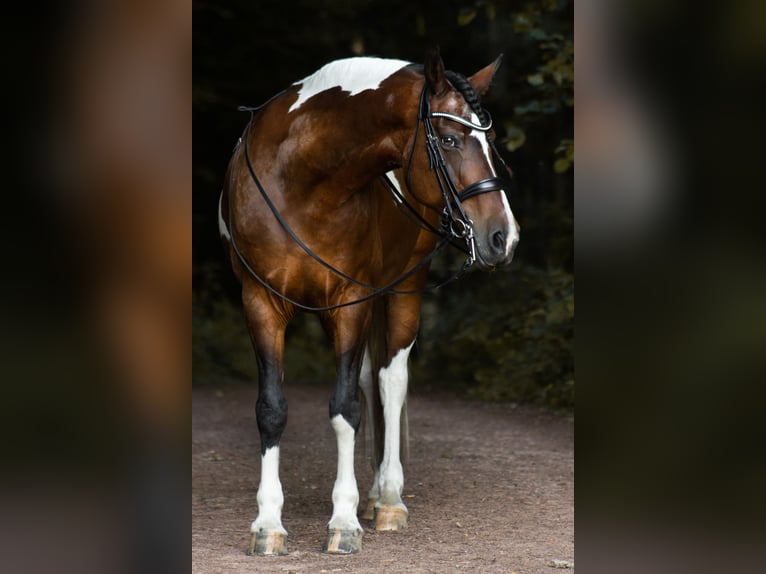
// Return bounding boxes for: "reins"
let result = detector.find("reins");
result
[228,76,507,312]
[230,113,456,312]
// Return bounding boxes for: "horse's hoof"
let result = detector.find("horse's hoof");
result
[375,505,408,531]
[322,528,363,554]
[247,531,288,556]
[360,497,378,521]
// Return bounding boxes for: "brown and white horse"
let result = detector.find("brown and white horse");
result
[219,52,519,555]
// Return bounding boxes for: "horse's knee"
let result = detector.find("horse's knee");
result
[329,394,361,433]
[256,394,288,452]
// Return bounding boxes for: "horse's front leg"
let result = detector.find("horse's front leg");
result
[242,289,291,556]
[374,294,421,531]
[321,305,369,554]
[375,339,415,531]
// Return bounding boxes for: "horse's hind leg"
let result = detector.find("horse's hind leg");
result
[358,348,380,521]
[242,288,291,556]
[321,305,369,554]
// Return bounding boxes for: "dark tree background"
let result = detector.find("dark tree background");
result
[193,0,573,410]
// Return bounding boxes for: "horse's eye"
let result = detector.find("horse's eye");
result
[440,135,458,149]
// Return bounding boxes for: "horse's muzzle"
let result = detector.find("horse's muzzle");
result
[475,223,519,269]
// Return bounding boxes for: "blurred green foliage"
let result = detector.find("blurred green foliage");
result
[413,265,574,411]
[193,289,257,385]
[192,265,335,385]
[193,0,573,411]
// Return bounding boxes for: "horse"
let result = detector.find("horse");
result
[219,51,519,556]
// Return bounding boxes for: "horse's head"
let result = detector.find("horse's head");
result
[404,52,519,270]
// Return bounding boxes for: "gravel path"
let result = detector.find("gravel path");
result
[192,383,574,573]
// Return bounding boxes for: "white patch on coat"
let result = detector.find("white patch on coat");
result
[468,112,518,254]
[218,191,230,240]
[289,57,410,113]
[376,341,414,508]
[251,446,286,535]
[383,170,404,204]
[500,187,519,253]
[469,112,495,172]
[328,415,362,532]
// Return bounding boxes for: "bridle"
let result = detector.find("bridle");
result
[399,82,508,266]
[230,76,510,312]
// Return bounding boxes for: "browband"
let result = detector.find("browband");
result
[429,111,493,132]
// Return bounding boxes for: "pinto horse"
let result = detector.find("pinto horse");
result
[219,52,519,556]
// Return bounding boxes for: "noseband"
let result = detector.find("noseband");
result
[402,83,509,267]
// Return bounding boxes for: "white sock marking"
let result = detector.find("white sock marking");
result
[328,415,362,531]
[377,342,414,507]
[251,447,286,535]
[289,57,410,113]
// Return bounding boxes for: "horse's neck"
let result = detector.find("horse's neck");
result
[274,92,414,201]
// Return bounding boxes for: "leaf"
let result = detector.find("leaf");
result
[457,8,477,26]
[554,140,574,164]
[514,100,541,115]
[554,158,571,173]
[504,125,526,152]
[485,1,496,20]
[513,14,532,32]
[527,73,544,86]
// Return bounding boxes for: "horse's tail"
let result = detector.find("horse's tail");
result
[366,298,410,469]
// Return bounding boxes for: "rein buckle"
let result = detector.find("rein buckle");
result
[465,227,477,268]
[449,217,470,239]
[443,214,477,268]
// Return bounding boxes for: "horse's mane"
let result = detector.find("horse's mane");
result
[405,63,488,125]
[444,70,490,126]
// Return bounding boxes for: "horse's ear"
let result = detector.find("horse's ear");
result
[424,49,448,96]
[468,54,503,96]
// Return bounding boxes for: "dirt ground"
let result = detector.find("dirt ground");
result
[192,383,574,573]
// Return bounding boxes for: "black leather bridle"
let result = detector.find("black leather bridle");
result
[399,82,509,266]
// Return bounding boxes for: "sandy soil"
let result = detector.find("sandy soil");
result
[192,383,573,573]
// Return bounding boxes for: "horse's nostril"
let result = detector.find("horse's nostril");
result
[491,229,505,253]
